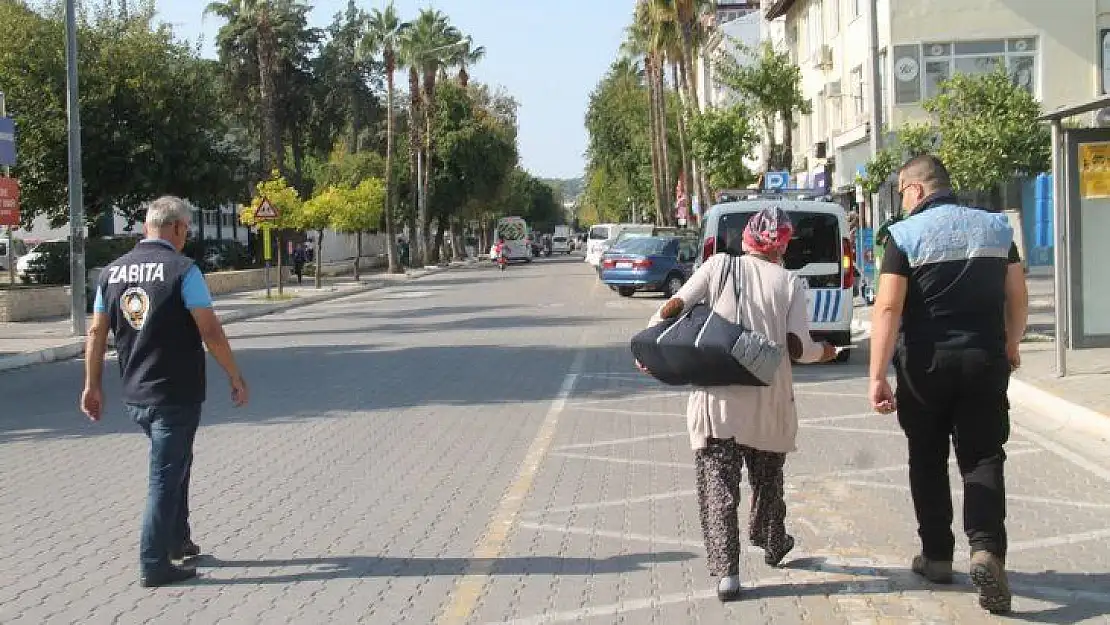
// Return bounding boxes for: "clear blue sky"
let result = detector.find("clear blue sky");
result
[154,0,636,180]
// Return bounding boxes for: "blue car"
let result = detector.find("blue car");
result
[600,236,699,298]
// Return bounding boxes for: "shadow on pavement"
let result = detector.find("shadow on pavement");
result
[781,557,1110,623]
[186,551,696,585]
[231,314,596,340]
[0,343,643,442]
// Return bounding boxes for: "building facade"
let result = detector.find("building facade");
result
[763,0,1103,193]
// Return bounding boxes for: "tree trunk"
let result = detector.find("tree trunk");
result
[645,56,666,225]
[353,231,361,281]
[781,110,795,172]
[258,30,283,176]
[422,69,438,265]
[384,58,401,274]
[408,67,425,268]
[678,51,711,215]
[673,63,694,222]
[655,61,673,225]
[314,230,323,289]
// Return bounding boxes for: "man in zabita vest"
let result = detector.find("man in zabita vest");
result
[868,155,1029,615]
[81,195,249,588]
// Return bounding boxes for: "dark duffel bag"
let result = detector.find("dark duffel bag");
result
[630,255,783,387]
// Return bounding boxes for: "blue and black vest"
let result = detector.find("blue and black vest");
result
[100,241,206,406]
[888,202,1015,351]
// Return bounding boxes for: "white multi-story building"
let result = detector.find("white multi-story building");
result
[762,0,1104,193]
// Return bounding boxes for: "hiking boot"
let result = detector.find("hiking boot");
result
[911,554,954,584]
[140,565,197,588]
[970,551,1012,614]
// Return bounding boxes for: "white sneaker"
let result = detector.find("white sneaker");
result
[717,575,741,601]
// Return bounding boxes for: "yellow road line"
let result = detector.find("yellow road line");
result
[435,349,587,625]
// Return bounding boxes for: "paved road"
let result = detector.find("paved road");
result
[2,257,1110,624]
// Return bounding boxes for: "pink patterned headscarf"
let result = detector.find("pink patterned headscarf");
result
[742,206,794,255]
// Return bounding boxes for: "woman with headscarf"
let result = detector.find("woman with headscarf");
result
[644,207,837,601]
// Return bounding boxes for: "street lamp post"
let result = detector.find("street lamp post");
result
[64,0,86,336]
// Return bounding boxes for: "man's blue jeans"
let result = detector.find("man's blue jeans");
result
[126,403,201,575]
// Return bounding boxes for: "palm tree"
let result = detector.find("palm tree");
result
[648,0,693,221]
[207,0,309,177]
[626,1,671,225]
[449,37,486,88]
[207,0,313,292]
[400,9,462,263]
[362,3,408,274]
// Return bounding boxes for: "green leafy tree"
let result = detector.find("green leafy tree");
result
[299,186,343,288]
[241,172,303,294]
[715,40,811,171]
[687,104,759,189]
[0,1,249,227]
[331,178,386,280]
[585,59,654,221]
[923,70,1050,193]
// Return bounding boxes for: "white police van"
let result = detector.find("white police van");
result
[697,191,856,362]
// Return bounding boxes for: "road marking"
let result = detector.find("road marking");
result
[800,424,903,436]
[524,490,696,516]
[792,447,1043,480]
[564,406,685,417]
[798,412,882,424]
[552,432,685,451]
[1013,424,1110,483]
[551,452,694,469]
[567,391,688,407]
[1007,526,1110,554]
[516,522,703,548]
[435,350,586,625]
[839,479,1110,509]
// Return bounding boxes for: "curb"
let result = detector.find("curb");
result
[0,266,446,374]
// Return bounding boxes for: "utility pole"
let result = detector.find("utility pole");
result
[65,0,86,336]
[1,91,12,288]
[866,0,884,230]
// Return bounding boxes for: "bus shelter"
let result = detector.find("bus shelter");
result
[1037,95,1110,376]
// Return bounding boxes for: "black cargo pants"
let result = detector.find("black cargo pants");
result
[894,344,1010,562]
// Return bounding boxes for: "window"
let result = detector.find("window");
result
[718,211,841,269]
[921,37,1038,99]
[851,0,861,19]
[807,3,822,55]
[829,84,843,133]
[850,65,864,123]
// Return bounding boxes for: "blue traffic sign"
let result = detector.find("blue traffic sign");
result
[765,170,790,190]
[0,117,15,167]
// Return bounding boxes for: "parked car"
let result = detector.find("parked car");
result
[0,238,28,271]
[599,235,700,298]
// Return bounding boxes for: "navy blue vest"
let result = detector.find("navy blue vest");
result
[888,203,1014,350]
[100,241,206,406]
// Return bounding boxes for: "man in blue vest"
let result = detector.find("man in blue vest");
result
[81,195,249,588]
[868,156,1028,615]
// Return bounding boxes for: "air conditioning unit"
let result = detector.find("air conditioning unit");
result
[818,44,834,70]
[826,80,842,98]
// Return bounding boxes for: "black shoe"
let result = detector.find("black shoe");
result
[171,540,201,561]
[764,535,795,567]
[140,565,198,588]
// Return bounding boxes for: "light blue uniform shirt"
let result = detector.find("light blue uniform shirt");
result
[93,239,213,313]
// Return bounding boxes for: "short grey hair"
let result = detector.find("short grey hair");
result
[145,196,192,227]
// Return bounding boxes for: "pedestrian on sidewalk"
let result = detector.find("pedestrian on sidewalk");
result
[645,207,836,601]
[868,155,1029,615]
[81,195,250,588]
[292,244,307,284]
